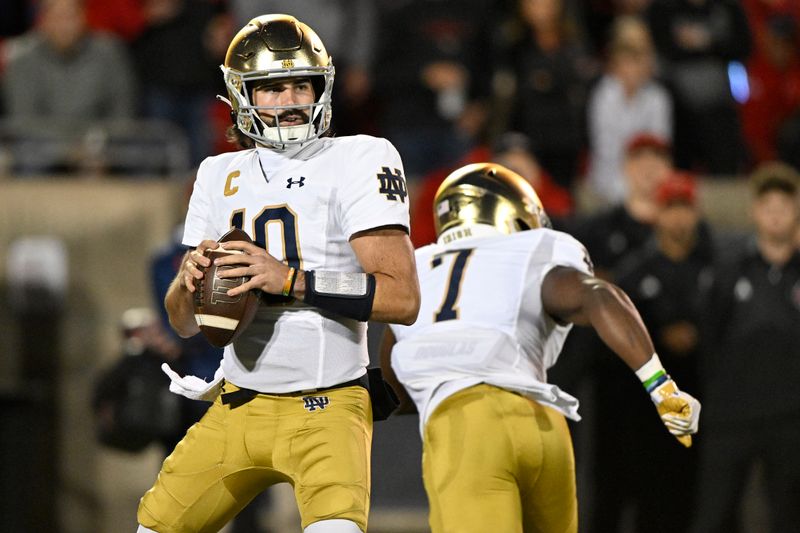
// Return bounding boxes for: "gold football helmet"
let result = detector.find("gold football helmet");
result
[220,14,334,148]
[433,162,551,237]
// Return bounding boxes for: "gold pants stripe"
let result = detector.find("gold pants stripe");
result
[423,384,578,533]
[137,383,372,533]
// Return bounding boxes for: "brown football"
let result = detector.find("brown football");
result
[193,228,260,347]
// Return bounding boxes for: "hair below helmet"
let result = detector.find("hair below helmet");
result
[433,163,551,237]
[221,14,334,148]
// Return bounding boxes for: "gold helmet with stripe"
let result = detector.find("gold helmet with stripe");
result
[433,162,551,237]
[221,14,334,148]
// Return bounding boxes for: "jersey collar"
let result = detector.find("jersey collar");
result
[256,136,327,162]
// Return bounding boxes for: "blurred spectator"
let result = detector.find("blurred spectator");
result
[230,0,378,136]
[1,0,138,174]
[740,5,800,165]
[693,161,800,533]
[586,15,672,205]
[646,0,751,175]
[740,0,800,172]
[742,0,800,53]
[84,0,148,42]
[131,0,232,165]
[374,0,496,180]
[92,307,186,453]
[576,132,672,276]
[493,131,574,222]
[500,0,598,190]
[409,131,573,247]
[603,172,712,532]
[2,0,136,121]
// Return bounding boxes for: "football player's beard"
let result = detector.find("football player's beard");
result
[260,108,311,127]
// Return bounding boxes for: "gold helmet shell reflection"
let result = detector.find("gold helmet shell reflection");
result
[221,14,334,147]
[433,162,551,237]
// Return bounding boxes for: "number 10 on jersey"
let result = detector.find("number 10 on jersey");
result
[231,205,302,269]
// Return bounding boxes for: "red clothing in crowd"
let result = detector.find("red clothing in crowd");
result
[743,0,800,51]
[741,55,800,162]
[410,146,574,248]
[84,0,147,41]
[741,0,800,163]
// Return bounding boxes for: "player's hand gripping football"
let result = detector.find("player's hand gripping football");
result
[649,379,701,448]
[212,240,293,297]
[182,239,220,292]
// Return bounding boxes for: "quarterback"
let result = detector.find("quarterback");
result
[380,163,700,533]
[136,14,420,533]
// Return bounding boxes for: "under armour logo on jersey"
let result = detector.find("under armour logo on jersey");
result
[287,176,306,188]
[302,395,330,412]
[377,167,407,203]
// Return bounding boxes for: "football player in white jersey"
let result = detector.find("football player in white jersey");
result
[380,163,700,533]
[136,14,420,533]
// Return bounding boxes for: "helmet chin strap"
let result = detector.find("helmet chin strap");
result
[262,122,317,146]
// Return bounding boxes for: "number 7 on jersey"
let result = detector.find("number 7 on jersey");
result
[431,248,474,322]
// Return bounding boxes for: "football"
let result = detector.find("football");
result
[193,228,260,347]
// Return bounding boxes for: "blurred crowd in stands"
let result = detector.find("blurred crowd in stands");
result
[4,1,800,532]
[1,0,799,189]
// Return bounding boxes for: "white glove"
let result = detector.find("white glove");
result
[161,363,224,402]
[650,379,701,448]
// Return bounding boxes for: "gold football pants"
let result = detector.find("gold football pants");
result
[137,382,373,533]
[422,384,577,533]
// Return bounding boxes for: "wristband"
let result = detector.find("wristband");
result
[303,270,376,321]
[288,266,299,295]
[282,267,297,297]
[635,353,669,393]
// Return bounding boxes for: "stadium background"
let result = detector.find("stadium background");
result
[0,0,794,531]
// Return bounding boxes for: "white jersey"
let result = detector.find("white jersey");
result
[389,226,593,431]
[183,135,409,392]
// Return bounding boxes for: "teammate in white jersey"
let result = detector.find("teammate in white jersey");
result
[380,163,700,533]
[136,15,420,533]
